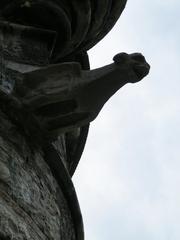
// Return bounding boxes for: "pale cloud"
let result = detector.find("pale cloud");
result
[73,0,180,239]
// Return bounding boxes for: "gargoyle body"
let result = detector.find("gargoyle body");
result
[16,52,149,136]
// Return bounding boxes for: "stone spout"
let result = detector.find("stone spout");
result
[14,52,150,137]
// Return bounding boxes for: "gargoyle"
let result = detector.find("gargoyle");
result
[0,20,150,174]
[15,52,150,136]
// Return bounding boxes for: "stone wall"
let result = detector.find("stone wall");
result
[0,110,75,240]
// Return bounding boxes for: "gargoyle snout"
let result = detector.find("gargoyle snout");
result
[131,53,150,80]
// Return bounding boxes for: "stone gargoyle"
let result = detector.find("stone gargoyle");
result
[16,52,150,136]
[0,28,150,138]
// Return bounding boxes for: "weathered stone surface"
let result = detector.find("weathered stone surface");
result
[0,21,57,66]
[0,110,76,240]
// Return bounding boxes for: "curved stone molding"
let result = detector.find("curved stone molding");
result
[0,0,127,61]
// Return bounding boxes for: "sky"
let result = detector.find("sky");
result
[73,1,180,239]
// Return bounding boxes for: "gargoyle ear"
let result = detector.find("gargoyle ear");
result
[113,52,130,64]
[130,53,146,62]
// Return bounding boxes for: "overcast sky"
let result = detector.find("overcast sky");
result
[73,1,180,239]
